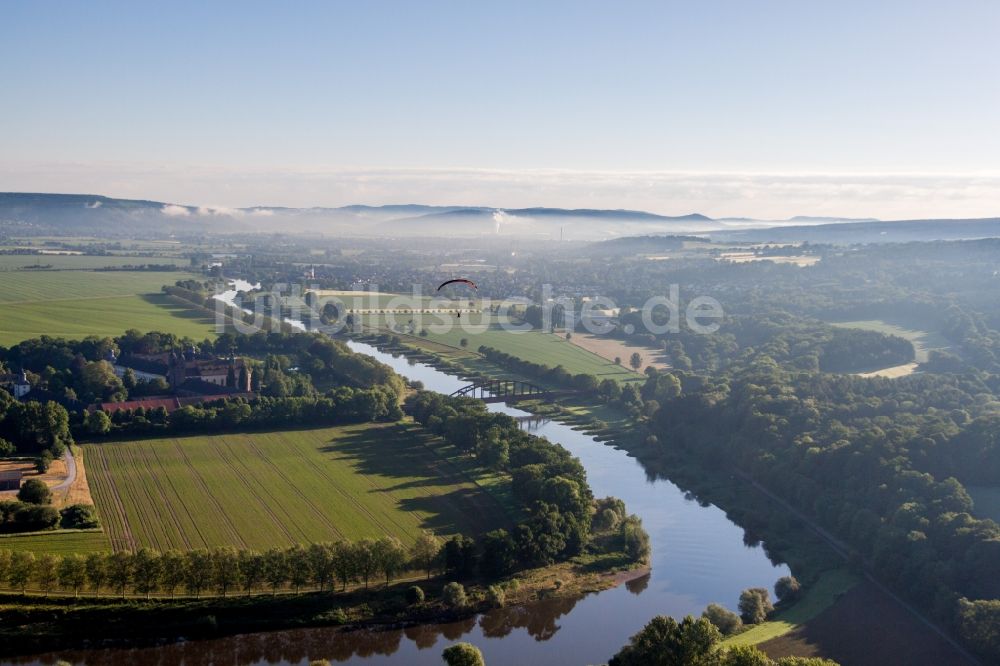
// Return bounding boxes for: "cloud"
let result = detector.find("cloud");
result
[196,206,244,217]
[4,161,1000,220]
[160,204,190,217]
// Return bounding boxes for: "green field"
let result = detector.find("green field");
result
[0,530,111,555]
[0,294,218,346]
[0,270,196,303]
[722,568,860,647]
[0,254,182,271]
[85,423,515,552]
[968,486,1000,523]
[0,264,218,345]
[372,313,642,383]
[829,317,950,364]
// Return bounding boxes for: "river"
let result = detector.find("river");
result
[9,340,788,666]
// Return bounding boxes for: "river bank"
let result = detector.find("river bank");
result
[0,554,648,659]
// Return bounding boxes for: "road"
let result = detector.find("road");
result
[51,446,77,493]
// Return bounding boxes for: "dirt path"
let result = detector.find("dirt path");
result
[50,448,77,493]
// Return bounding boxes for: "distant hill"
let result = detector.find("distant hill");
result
[2,192,994,243]
[711,217,1000,244]
[0,193,722,239]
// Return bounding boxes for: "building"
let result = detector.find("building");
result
[0,470,22,491]
[104,349,166,383]
[0,370,32,400]
[168,347,253,392]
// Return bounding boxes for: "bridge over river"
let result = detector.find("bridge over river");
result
[449,378,577,403]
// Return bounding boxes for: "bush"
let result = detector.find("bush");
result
[35,451,53,473]
[60,503,101,529]
[17,479,52,505]
[487,584,505,607]
[0,438,14,456]
[774,575,802,603]
[702,602,743,635]
[442,581,467,608]
[12,504,60,531]
[442,642,485,666]
[405,585,425,604]
[738,588,774,625]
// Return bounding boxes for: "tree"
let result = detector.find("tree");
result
[85,410,113,435]
[353,539,378,589]
[374,536,407,587]
[410,532,441,580]
[738,588,774,625]
[237,549,265,596]
[629,352,643,371]
[719,645,776,665]
[702,603,743,636]
[306,543,334,592]
[262,547,289,594]
[85,551,108,596]
[442,581,467,608]
[480,529,517,578]
[614,356,622,366]
[34,553,58,595]
[608,615,721,666]
[60,503,100,529]
[122,367,137,390]
[183,549,212,598]
[159,550,187,598]
[58,553,87,596]
[35,451,53,473]
[460,338,469,348]
[79,361,125,403]
[0,549,11,585]
[621,515,651,562]
[132,549,161,599]
[8,551,35,593]
[330,540,356,591]
[106,551,134,598]
[17,478,52,505]
[774,575,801,603]
[287,544,312,593]
[211,547,240,597]
[441,642,485,666]
[406,585,425,604]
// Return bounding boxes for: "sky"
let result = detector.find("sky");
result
[1,1,998,219]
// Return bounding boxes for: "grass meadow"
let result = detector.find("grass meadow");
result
[369,312,643,383]
[84,422,515,552]
[0,265,217,345]
[722,568,860,647]
[828,317,951,364]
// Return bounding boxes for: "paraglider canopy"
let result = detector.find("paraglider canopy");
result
[437,278,477,291]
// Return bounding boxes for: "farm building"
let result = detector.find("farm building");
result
[0,470,22,491]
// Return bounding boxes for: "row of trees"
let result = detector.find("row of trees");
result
[83,386,403,438]
[0,536,433,598]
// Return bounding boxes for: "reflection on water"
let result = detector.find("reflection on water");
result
[7,340,789,666]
